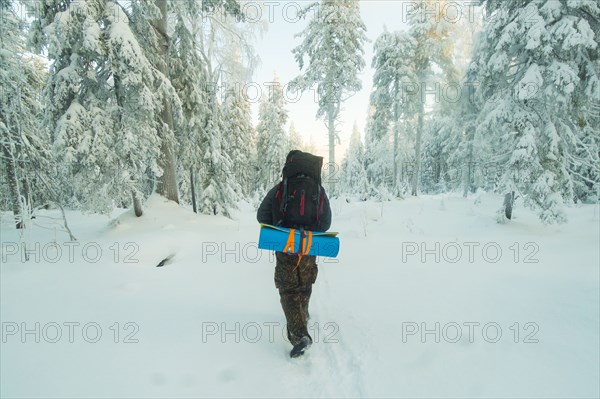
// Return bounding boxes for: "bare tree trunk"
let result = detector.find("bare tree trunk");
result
[503,191,515,220]
[462,126,475,198]
[327,103,336,194]
[412,100,424,196]
[152,0,179,204]
[155,115,179,203]
[190,167,197,213]
[115,68,146,217]
[2,143,23,229]
[57,203,77,241]
[132,191,143,217]
[393,78,400,193]
[21,176,31,211]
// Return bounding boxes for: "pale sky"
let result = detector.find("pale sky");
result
[249,1,416,163]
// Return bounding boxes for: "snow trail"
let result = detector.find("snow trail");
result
[1,193,598,397]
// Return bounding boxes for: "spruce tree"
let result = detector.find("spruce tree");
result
[472,0,599,223]
[256,76,288,192]
[291,0,367,193]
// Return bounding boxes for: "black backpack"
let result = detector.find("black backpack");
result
[272,151,326,231]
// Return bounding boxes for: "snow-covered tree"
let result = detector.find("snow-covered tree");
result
[149,0,180,204]
[424,3,484,197]
[366,2,459,198]
[200,1,263,203]
[405,0,458,196]
[472,0,599,223]
[198,94,239,217]
[169,3,210,212]
[0,0,48,228]
[256,76,288,192]
[363,110,394,196]
[287,121,305,154]
[209,1,262,86]
[169,0,248,215]
[420,116,461,194]
[571,120,599,203]
[148,0,243,207]
[452,61,488,197]
[340,123,371,200]
[290,0,367,193]
[27,0,246,217]
[370,29,418,193]
[28,0,181,215]
[223,87,256,198]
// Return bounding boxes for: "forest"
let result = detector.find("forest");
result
[1,0,598,228]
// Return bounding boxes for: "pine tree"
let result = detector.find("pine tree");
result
[223,87,256,198]
[406,0,458,196]
[290,0,367,193]
[420,116,460,194]
[256,76,288,192]
[217,31,260,201]
[169,3,210,211]
[198,94,239,217]
[370,28,418,193]
[341,123,370,200]
[28,0,244,216]
[472,0,599,223]
[571,120,599,203]
[454,61,487,197]
[28,0,181,215]
[192,1,245,216]
[150,0,180,203]
[287,121,305,153]
[146,0,242,206]
[363,111,394,196]
[424,4,483,197]
[0,0,47,228]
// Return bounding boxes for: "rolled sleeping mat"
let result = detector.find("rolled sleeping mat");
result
[258,224,339,258]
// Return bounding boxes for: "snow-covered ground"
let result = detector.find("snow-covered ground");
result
[1,193,599,398]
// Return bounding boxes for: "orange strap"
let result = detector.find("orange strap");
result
[303,231,313,255]
[293,231,313,272]
[283,228,296,253]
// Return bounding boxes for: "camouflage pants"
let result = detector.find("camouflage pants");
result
[275,252,318,346]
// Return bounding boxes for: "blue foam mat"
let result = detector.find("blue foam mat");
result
[258,224,340,258]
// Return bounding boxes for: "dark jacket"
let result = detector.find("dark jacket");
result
[257,184,332,232]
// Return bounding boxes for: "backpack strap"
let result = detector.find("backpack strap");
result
[273,181,284,226]
[279,178,288,214]
[276,181,282,203]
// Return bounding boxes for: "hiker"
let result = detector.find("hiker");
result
[257,150,332,357]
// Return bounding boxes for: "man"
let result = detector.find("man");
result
[257,150,332,357]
